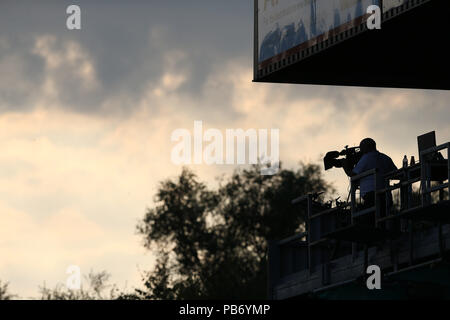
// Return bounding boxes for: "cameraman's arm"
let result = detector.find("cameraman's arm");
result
[349,154,367,178]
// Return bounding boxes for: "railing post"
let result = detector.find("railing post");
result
[420,151,427,206]
[350,177,357,262]
[350,180,356,225]
[447,143,450,200]
[374,169,378,228]
[407,167,412,210]
[307,194,313,276]
[268,240,280,300]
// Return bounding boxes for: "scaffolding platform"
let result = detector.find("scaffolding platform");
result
[268,139,450,299]
[381,200,450,224]
[325,224,397,244]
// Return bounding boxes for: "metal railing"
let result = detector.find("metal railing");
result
[350,168,378,222]
[269,141,450,298]
[420,142,450,206]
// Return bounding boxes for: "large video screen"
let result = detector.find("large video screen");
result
[257,0,379,64]
[384,0,407,11]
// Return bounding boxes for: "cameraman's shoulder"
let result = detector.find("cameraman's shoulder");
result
[379,151,391,159]
[381,152,397,168]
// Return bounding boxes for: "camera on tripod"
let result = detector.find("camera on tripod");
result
[323,145,362,171]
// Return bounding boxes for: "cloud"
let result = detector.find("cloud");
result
[33,35,99,90]
[0,0,253,116]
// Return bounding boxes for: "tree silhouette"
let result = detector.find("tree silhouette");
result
[0,280,15,300]
[134,163,333,299]
[39,270,122,300]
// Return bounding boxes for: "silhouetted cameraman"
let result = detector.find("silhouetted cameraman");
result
[343,138,397,212]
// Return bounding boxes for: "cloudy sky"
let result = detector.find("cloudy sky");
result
[1,0,449,298]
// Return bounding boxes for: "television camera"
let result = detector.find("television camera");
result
[323,145,362,171]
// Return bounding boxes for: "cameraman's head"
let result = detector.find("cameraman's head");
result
[359,138,376,155]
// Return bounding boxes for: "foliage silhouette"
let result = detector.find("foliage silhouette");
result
[39,270,122,300]
[133,163,333,299]
[0,280,15,300]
